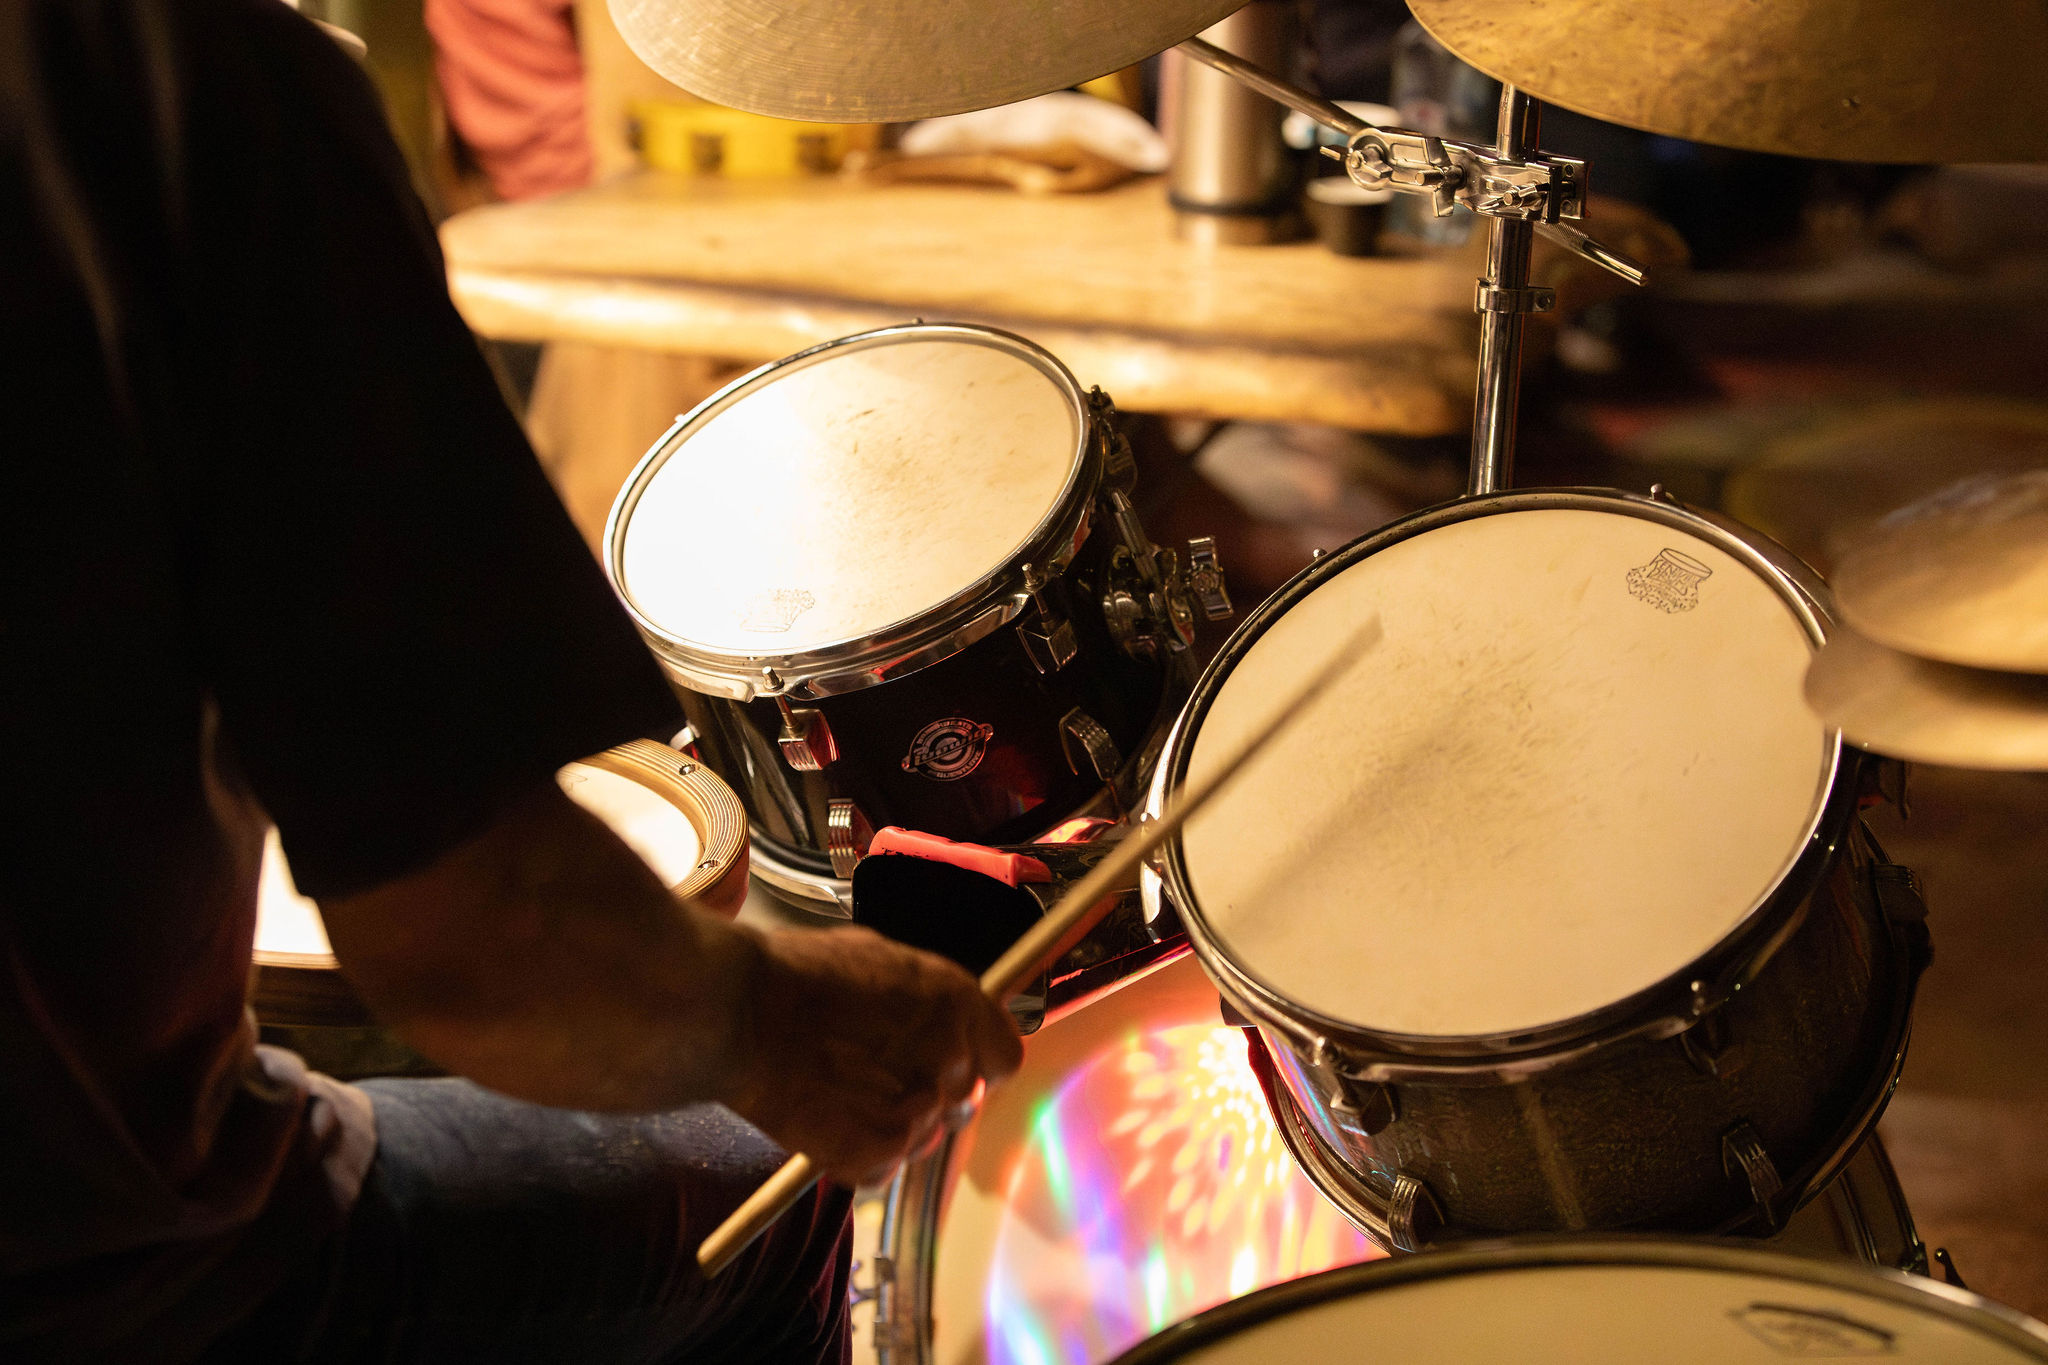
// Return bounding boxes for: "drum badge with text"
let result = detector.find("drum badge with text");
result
[1626,547,1713,613]
[739,588,816,633]
[1730,1304,1895,1356]
[901,718,995,781]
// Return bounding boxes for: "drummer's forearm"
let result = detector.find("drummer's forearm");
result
[319,782,764,1111]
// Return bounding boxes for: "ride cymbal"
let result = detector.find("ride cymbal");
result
[1408,0,2048,163]
[608,0,1244,124]
[1806,623,2048,772]
[1833,471,2048,675]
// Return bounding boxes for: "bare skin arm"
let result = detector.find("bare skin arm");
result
[318,780,1021,1184]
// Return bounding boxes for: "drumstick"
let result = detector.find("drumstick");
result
[698,613,1385,1278]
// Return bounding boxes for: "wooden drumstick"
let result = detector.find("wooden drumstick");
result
[697,613,1385,1278]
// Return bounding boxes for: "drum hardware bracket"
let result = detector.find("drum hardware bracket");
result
[826,798,874,879]
[1088,387,1139,494]
[1475,281,1556,315]
[1186,536,1234,621]
[1386,1170,1444,1253]
[1059,707,1124,784]
[1933,1246,1969,1289]
[772,694,838,771]
[1721,1122,1786,1229]
[1015,563,1078,673]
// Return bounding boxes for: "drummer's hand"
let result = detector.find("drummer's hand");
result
[719,925,1023,1187]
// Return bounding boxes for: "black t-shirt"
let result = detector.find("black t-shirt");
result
[0,0,677,1354]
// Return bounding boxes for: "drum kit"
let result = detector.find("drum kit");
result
[253,0,2048,1358]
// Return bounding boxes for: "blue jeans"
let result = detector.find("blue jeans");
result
[209,1079,852,1364]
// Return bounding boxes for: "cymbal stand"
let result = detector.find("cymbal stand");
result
[1175,38,1648,495]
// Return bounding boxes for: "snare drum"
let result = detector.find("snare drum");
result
[1107,1241,2048,1365]
[605,324,1225,913]
[1149,490,1930,1249]
[251,739,747,1076]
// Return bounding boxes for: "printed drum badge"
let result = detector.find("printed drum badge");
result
[739,589,816,633]
[1626,548,1713,613]
[902,717,995,781]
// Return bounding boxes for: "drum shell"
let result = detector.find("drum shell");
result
[1246,828,1922,1241]
[684,516,1181,874]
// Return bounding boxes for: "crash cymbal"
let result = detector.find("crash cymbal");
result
[608,0,1244,123]
[1806,623,2048,771]
[1408,0,2048,163]
[1722,399,2048,577]
[1833,471,2048,674]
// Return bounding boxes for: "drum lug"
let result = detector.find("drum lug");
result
[1059,708,1124,784]
[1869,860,1933,975]
[1016,563,1078,673]
[827,798,875,879]
[1309,1035,1399,1136]
[774,696,838,771]
[1386,1171,1444,1253]
[1185,536,1234,622]
[1722,1121,1785,1229]
[1678,1008,1738,1079]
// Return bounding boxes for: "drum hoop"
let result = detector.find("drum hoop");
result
[1154,488,1861,1073]
[1108,1237,2048,1365]
[568,739,749,903]
[603,323,1097,702]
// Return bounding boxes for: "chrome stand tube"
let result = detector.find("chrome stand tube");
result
[1467,86,1540,497]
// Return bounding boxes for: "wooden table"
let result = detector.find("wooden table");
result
[440,173,1486,434]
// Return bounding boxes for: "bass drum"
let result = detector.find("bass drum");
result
[251,739,747,1079]
[1149,488,1928,1248]
[850,954,1380,1365]
[1106,1241,2048,1365]
[604,323,1226,914]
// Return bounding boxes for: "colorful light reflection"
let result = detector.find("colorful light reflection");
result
[983,1024,1380,1365]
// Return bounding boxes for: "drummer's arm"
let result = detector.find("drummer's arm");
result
[317,780,1022,1183]
[318,779,762,1113]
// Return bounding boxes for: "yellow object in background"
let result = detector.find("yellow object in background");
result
[631,100,882,177]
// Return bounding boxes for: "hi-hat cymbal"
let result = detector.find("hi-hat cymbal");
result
[1408,0,2048,163]
[608,0,1243,124]
[1833,471,2048,674]
[1806,623,2048,771]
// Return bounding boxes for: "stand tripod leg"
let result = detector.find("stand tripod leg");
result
[1468,85,1541,497]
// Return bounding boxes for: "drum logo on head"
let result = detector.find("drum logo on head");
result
[1730,1304,1894,1356]
[1626,547,1713,613]
[739,589,816,633]
[902,718,995,781]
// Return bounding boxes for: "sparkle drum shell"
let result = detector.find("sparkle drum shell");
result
[1107,1241,2048,1365]
[1149,490,1927,1248]
[605,325,1186,911]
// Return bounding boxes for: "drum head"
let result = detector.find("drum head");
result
[1112,1242,2048,1364]
[1177,501,1836,1039]
[610,325,1085,665]
[875,954,1378,1365]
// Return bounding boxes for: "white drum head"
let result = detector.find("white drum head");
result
[613,329,1083,661]
[1181,506,1832,1038]
[555,763,704,886]
[1139,1252,2048,1363]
